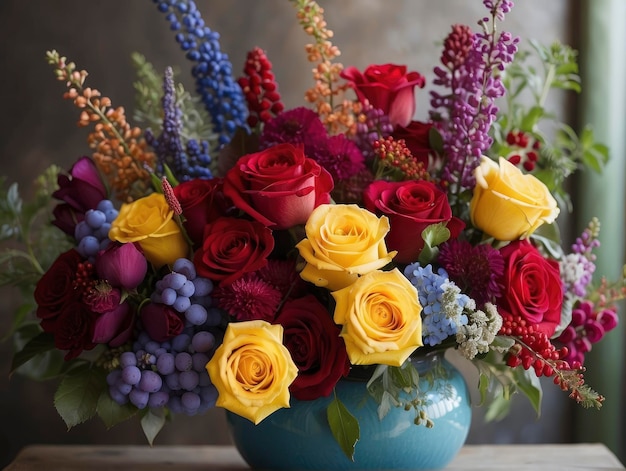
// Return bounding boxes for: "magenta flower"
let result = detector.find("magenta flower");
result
[96,242,148,290]
[52,157,107,235]
[214,272,282,322]
[92,301,134,346]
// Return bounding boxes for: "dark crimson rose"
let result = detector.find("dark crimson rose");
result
[173,178,232,246]
[223,143,333,230]
[275,295,349,400]
[194,217,274,285]
[34,249,83,320]
[52,157,107,235]
[49,302,97,360]
[363,180,464,263]
[497,240,563,337]
[340,64,426,127]
[391,120,434,166]
[140,302,185,342]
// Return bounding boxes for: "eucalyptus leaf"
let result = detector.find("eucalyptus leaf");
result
[327,397,360,461]
[141,408,167,445]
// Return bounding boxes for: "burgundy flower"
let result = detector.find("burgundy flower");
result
[214,272,282,322]
[52,157,107,235]
[314,134,365,183]
[96,242,148,290]
[257,259,308,300]
[140,302,185,342]
[34,249,84,321]
[259,106,328,154]
[275,295,350,400]
[438,239,504,306]
[50,302,98,360]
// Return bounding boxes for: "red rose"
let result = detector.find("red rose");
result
[363,180,464,263]
[193,217,274,285]
[391,120,434,166]
[498,240,563,337]
[34,249,83,321]
[341,64,426,127]
[50,302,97,360]
[140,302,185,342]
[173,178,232,246]
[223,143,333,230]
[275,295,349,401]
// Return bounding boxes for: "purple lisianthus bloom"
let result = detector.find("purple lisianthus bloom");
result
[52,157,107,235]
[96,242,148,290]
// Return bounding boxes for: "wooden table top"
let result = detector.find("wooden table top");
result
[4,443,625,470]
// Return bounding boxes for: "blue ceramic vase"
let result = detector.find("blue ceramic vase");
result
[227,352,471,470]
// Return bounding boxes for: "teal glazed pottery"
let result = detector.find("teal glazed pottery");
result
[227,352,471,470]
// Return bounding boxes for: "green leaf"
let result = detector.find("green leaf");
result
[418,223,450,265]
[484,394,513,422]
[10,330,55,375]
[54,364,107,428]
[513,367,543,417]
[520,106,544,131]
[97,391,138,429]
[327,396,360,461]
[141,408,167,445]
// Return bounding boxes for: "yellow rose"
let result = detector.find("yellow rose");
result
[470,156,559,241]
[296,204,397,291]
[108,192,188,267]
[206,320,298,424]
[331,268,423,366]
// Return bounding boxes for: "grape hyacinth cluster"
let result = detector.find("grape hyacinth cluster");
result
[145,67,213,181]
[154,0,248,145]
[74,199,118,260]
[404,263,470,347]
[107,258,224,415]
[430,0,518,194]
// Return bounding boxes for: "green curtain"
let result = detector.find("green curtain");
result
[576,0,626,463]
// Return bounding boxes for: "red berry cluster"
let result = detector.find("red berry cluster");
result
[505,130,541,171]
[500,312,575,378]
[237,47,284,128]
[373,136,429,180]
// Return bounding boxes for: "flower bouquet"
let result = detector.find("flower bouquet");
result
[3,0,624,468]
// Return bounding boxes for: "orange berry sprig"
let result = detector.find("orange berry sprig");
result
[290,0,359,135]
[46,50,156,203]
[373,136,430,181]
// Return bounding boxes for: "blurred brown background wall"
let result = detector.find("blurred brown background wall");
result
[0,0,577,467]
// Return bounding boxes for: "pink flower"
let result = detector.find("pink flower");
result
[96,242,148,290]
[341,64,426,127]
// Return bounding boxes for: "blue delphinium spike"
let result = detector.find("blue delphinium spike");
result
[154,0,248,145]
[146,66,213,181]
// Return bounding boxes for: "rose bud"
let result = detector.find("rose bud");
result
[140,302,185,342]
[96,242,148,290]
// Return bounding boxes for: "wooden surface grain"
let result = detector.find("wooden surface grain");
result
[4,443,624,470]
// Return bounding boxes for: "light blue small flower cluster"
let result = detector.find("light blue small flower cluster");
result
[154,0,248,145]
[404,263,471,347]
